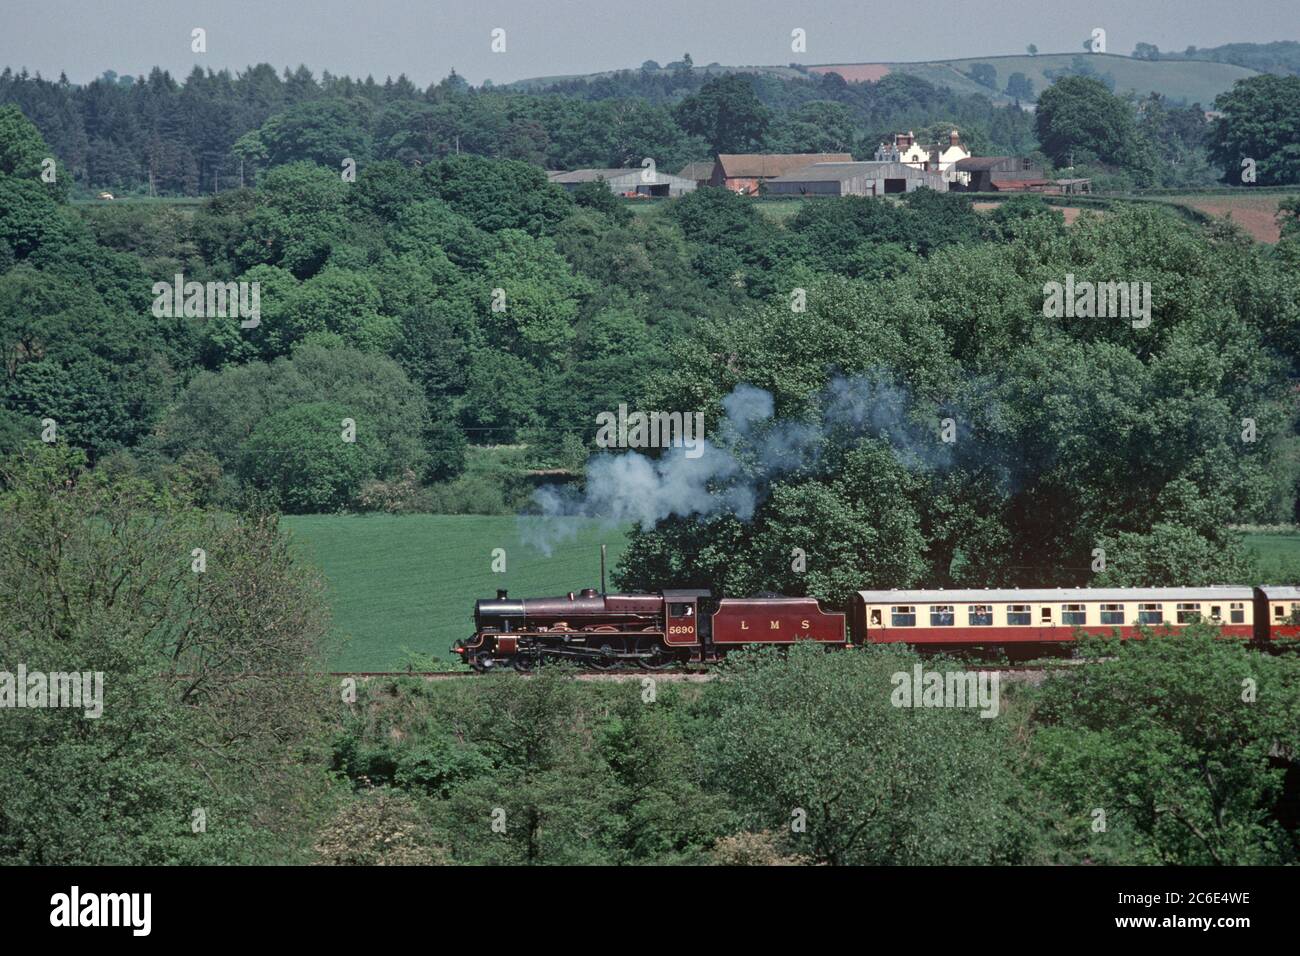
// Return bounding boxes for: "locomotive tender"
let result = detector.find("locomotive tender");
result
[452,580,1300,671]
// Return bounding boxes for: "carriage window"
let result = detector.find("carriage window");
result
[870,609,882,627]
[1176,603,1201,624]
[1138,603,1163,624]
[1100,603,1125,625]
[1061,604,1086,626]
[1007,605,1031,626]
[1209,605,1222,622]
[1274,605,1284,619]
[1230,602,1245,624]
[930,605,955,626]
[891,606,916,627]
[968,605,993,626]
[1040,606,1053,623]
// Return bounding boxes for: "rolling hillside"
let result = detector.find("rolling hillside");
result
[516,52,1259,108]
[816,53,1258,106]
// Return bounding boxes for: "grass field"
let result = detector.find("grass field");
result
[283,514,630,671]
[1244,531,1300,581]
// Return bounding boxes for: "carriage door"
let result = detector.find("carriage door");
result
[666,599,698,646]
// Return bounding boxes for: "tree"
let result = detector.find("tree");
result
[569,179,632,223]
[433,668,624,864]
[1132,42,1161,61]
[674,75,770,154]
[1209,75,1300,185]
[1029,628,1300,864]
[238,400,375,512]
[1027,44,1038,56]
[422,154,572,235]
[155,344,431,485]
[234,161,351,277]
[248,98,372,169]
[0,444,333,863]
[967,63,998,90]
[1005,72,1035,101]
[700,644,1033,865]
[1093,523,1257,586]
[285,267,396,352]
[1035,75,1157,182]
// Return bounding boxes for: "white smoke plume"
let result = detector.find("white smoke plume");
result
[519,371,946,554]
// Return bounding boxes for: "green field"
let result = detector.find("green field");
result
[1244,531,1300,581]
[282,514,630,670]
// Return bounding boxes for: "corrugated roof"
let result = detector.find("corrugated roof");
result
[955,156,1017,170]
[769,161,938,183]
[715,152,853,178]
[857,587,1255,604]
[547,168,637,184]
[677,161,716,180]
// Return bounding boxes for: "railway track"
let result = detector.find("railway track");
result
[327,661,1086,683]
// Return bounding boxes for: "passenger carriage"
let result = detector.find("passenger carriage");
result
[852,587,1260,647]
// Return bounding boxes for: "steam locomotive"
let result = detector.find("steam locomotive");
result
[451,572,1300,671]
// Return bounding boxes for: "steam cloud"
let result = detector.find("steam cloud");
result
[519,371,951,555]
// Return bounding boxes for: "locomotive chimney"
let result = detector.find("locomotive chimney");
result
[496,589,508,600]
[600,544,607,595]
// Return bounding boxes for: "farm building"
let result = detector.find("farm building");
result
[710,152,853,194]
[676,161,716,186]
[954,156,1049,192]
[546,167,697,197]
[766,161,948,197]
[1049,178,1093,195]
[874,129,972,187]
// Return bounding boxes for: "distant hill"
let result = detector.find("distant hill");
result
[1156,40,1300,76]
[514,51,1260,108]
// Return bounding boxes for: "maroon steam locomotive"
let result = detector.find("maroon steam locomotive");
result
[452,578,1300,671]
[453,587,844,670]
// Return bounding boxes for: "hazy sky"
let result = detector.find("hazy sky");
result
[2,0,1294,86]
